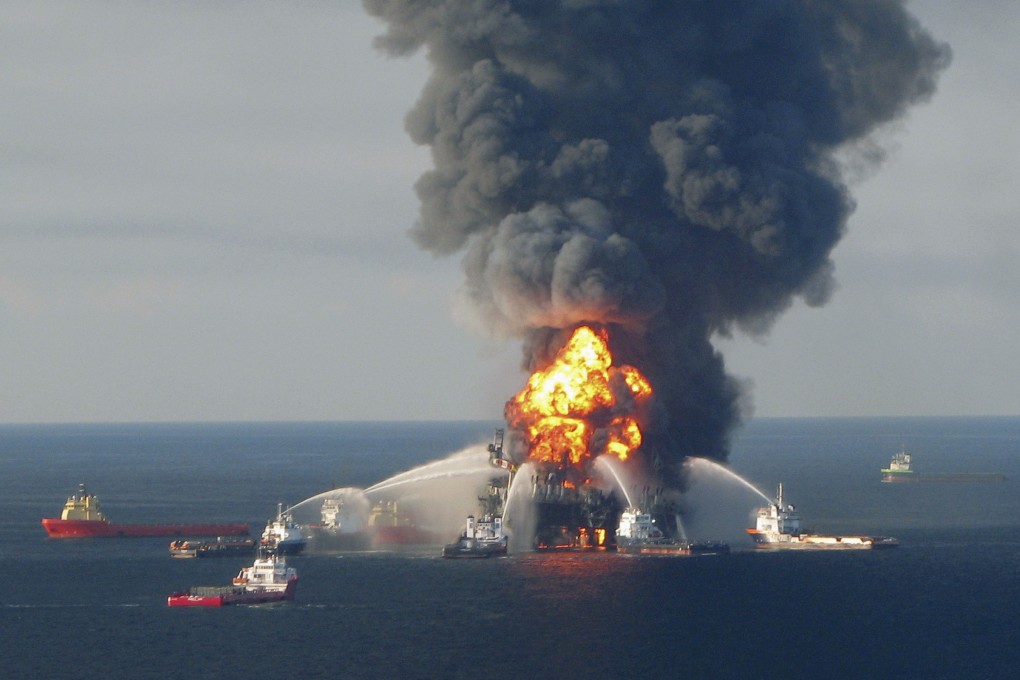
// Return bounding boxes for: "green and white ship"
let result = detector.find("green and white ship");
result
[881,449,1005,483]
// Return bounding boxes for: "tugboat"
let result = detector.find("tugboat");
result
[746,484,898,550]
[167,550,298,606]
[881,449,1005,483]
[169,536,256,559]
[307,496,371,551]
[443,442,513,559]
[41,484,249,538]
[260,503,307,555]
[442,514,508,558]
[615,508,729,556]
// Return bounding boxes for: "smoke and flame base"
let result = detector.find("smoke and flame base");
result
[523,464,621,550]
[496,325,686,549]
[523,467,696,550]
[492,430,686,551]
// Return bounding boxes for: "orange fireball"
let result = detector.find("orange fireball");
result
[506,326,652,469]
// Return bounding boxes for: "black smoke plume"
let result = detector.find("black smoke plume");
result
[363,0,950,481]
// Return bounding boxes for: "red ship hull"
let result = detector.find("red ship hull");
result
[41,518,250,538]
[167,579,297,607]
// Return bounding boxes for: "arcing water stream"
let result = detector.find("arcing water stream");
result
[593,456,634,508]
[283,445,773,552]
[362,446,500,495]
[363,461,505,496]
[685,457,773,505]
[287,445,505,536]
[502,462,537,553]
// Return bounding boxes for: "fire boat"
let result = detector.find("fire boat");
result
[746,483,898,550]
[259,503,307,555]
[442,513,508,558]
[616,507,729,556]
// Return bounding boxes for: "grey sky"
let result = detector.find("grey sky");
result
[2,1,1018,423]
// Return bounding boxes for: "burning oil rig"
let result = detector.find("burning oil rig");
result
[485,427,618,550]
[486,325,683,551]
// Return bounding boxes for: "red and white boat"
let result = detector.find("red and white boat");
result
[41,484,249,538]
[167,551,298,607]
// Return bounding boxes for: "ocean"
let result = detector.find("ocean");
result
[2,418,1018,679]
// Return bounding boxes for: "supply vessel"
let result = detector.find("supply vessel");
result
[440,430,516,558]
[615,507,729,556]
[41,484,249,538]
[259,503,307,555]
[442,513,508,558]
[746,484,898,550]
[167,551,297,607]
[881,450,1005,483]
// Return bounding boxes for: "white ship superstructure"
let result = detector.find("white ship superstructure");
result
[616,508,665,545]
[233,552,297,593]
[616,507,729,555]
[442,514,507,558]
[260,503,307,555]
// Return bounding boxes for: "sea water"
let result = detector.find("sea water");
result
[1,417,1018,679]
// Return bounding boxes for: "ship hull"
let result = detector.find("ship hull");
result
[169,538,256,558]
[617,541,729,556]
[260,539,306,556]
[882,472,1005,483]
[42,518,249,538]
[747,530,898,550]
[308,528,371,552]
[441,541,507,559]
[167,580,297,607]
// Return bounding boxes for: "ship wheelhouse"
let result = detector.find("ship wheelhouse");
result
[60,484,107,522]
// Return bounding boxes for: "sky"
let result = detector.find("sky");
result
[3,1,1019,424]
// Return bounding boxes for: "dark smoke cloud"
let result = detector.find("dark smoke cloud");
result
[363,0,950,477]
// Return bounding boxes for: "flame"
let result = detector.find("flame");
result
[506,326,652,469]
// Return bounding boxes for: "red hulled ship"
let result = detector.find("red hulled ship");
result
[167,551,297,607]
[41,484,249,538]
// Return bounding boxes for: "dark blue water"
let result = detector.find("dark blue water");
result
[2,418,1018,679]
